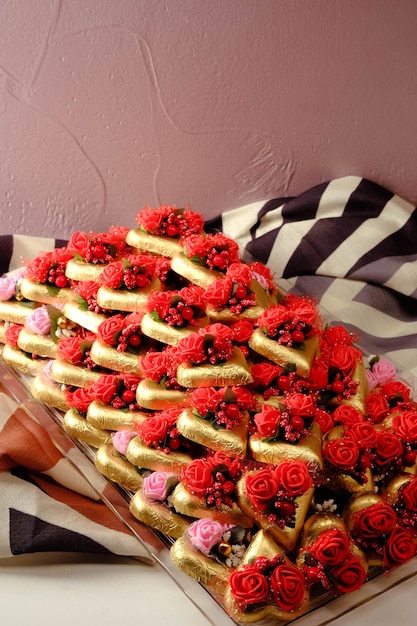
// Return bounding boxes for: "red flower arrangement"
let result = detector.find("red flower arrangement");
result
[73,280,111,314]
[67,229,130,264]
[301,527,367,593]
[176,323,235,365]
[190,385,255,429]
[228,319,254,358]
[136,205,204,237]
[256,295,318,347]
[65,385,94,415]
[251,361,299,398]
[89,373,142,410]
[135,407,187,453]
[229,555,306,613]
[100,254,157,290]
[181,451,242,509]
[244,461,313,528]
[182,232,240,271]
[365,381,414,424]
[25,247,73,289]
[147,285,206,328]
[97,312,144,353]
[391,476,417,531]
[57,332,97,368]
[254,392,315,443]
[204,263,256,314]
[139,346,184,390]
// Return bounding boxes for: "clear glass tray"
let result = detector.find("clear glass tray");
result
[1,353,417,626]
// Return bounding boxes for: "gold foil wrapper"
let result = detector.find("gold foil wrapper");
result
[126,436,193,473]
[17,328,58,359]
[31,372,69,412]
[0,300,40,324]
[324,427,375,493]
[94,442,144,491]
[236,472,314,553]
[136,378,188,410]
[206,279,270,323]
[90,338,141,375]
[0,323,7,344]
[65,258,106,282]
[170,252,225,289]
[96,279,161,313]
[177,347,253,388]
[332,361,368,414]
[176,408,249,459]
[249,422,323,470]
[171,482,254,528]
[62,301,109,334]
[343,491,384,534]
[86,400,148,430]
[1,343,47,377]
[224,530,310,623]
[170,535,230,596]
[125,228,183,258]
[50,358,105,387]
[140,311,209,346]
[385,473,415,507]
[62,408,110,448]
[19,277,75,306]
[249,329,319,378]
[129,490,191,539]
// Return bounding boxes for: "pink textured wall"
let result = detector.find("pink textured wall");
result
[1,1,417,238]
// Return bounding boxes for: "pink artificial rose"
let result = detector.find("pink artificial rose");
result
[366,368,379,391]
[26,306,51,335]
[372,359,397,385]
[187,518,232,556]
[142,471,176,502]
[112,430,137,456]
[0,275,18,301]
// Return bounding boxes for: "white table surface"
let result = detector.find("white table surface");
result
[1,551,416,626]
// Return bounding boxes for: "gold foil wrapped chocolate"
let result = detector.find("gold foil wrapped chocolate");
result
[86,400,148,431]
[176,407,249,459]
[385,472,416,507]
[136,378,188,410]
[170,252,224,288]
[125,228,183,258]
[94,441,144,492]
[63,408,110,448]
[205,279,270,323]
[50,358,105,388]
[129,490,192,539]
[0,300,40,325]
[96,280,161,313]
[64,258,106,282]
[224,530,310,624]
[90,338,141,375]
[62,301,109,334]
[236,472,314,553]
[17,328,58,359]
[170,482,254,528]
[249,329,319,378]
[332,361,368,414]
[2,343,47,377]
[177,347,253,388]
[140,311,209,346]
[343,491,387,566]
[126,436,193,474]
[19,277,75,306]
[249,421,323,470]
[31,372,69,412]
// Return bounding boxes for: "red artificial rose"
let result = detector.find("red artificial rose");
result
[381,381,411,403]
[229,567,269,608]
[401,478,417,512]
[383,526,417,568]
[392,411,417,444]
[257,305,288,338]
[352,503,397,540]
[332,405,364,426]
[309,359,329,390]
[328,346,360,374]
[68,231,90,256]
[270,564,306,612]
[251,362,282,388]
[90,374,118,404]
[313,409,334,434]
[245,468,280,509]
[230,319,254,344]
[180,285,206,309]
[254,405,281,438]
[190,387,223,416]
[182,457,215,497]
[25,254,51,283]
[323,438,360,471]
[308,528,350,565]
[97,314,126,346]
[136,206,164,232]
[100,261,124,288]
[57,336,86,364]
[345,422,378,450]
[74,280,100,304]
[147,290,174,319]
[176,332,206,364]
[210,451,241,478]
[5,323,23,346]
[287,297,318,327]
[374,430,403,467]
[119,373,141,392]
[323,325,354,348]
[139,350,170,381]
[365,392,390,423]
[226,263,252,285]
[65,386,93,414]
[204,278,233,310]
[203,323,234,341]
[275,460,312,497]
[233,386,255,411]
[330,555,367,593]
[285,393,315,416]
[137,410,179,449]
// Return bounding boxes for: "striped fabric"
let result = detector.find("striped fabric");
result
[214,176,417,378]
